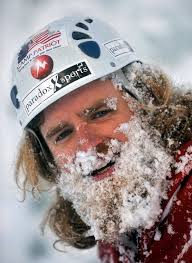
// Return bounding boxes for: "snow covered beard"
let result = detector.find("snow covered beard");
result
[56,117,173,244]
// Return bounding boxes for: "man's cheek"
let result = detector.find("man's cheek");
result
[54,152,73,172]
[113,131,128,142]
[112,123,129,142]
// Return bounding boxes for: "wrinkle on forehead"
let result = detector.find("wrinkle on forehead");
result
[40,79,125,132]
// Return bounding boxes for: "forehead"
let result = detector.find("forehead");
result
[43,79,121,115]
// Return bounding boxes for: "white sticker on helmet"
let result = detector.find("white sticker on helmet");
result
[104,38,133,57]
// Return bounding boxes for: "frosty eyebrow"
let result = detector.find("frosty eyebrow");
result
[45,122,70,140]
[81,99,115,116]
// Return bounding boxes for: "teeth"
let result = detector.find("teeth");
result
[97,166,110,174]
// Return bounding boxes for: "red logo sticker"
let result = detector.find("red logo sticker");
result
[31,55,54,79]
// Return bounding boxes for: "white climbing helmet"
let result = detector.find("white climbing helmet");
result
[11,16,139,128]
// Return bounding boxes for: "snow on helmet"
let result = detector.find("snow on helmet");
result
[10,16,140,128]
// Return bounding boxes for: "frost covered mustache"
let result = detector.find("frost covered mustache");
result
[59,139,122,179]
[57,118,173,243]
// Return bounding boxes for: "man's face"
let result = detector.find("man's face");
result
[40,79,172,243]
[40,79,133,174]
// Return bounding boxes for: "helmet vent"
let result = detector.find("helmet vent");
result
[78,41,101,58]
[84,18,93,23]
[75,22,88,30]
[10,85,20,109]
[72,31,91,40]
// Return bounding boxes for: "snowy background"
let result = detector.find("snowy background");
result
[1,0,192,262]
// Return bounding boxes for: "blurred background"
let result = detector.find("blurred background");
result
[1,0,192,262]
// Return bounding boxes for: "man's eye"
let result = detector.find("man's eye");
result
[55,128,73,143]
[90,108,113,120]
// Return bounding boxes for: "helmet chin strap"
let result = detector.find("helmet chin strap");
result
[26,127,55,170]
[118,69,139,101]
[120,63,158,105]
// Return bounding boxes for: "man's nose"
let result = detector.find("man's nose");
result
[76,122,103,152]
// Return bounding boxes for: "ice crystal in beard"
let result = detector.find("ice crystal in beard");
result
[57,117,173,243]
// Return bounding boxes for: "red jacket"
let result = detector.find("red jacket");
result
[98,141,192,263]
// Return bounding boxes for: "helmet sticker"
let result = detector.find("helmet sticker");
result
[104,39,134,57]
[17,28,66,72]
[22,61,92,115]
[30,55,54,80]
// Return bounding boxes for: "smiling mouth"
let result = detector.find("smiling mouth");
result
[90,161,115,181]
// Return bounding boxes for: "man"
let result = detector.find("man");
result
[11,16,192,262]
